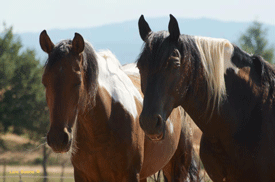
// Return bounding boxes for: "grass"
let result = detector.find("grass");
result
[2,172,74,182]
[1,166,74,182]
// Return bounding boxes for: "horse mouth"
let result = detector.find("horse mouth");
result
[147,132,164,141]
[50,139,72,153]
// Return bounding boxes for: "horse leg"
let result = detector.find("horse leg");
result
[200,134,227,182]
[162,128,195,182]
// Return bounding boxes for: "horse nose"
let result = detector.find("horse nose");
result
[47,128,70,153]
[47,131,69,146]
[139,113,163,135]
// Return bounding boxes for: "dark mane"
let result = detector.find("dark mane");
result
[45,40,99,111]
[254,55,275,98]
[231,44,253,68]
[80,42,98,110]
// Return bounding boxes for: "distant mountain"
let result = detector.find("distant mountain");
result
[17,17,275,65]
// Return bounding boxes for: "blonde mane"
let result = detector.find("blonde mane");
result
[194,36,234,109]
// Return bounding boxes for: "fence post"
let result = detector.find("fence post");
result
[60,161,65,182]
[3,159,6,182]
[19,171,22,182]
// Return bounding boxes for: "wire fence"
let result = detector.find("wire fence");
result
[0,173,74,182]
[0,159,74,182]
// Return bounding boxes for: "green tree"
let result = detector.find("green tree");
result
[0,25,19,92]
[0,24,49,135]
[239,20,275,63]
[0,24,51,182]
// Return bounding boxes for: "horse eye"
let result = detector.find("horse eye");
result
[173,60,181,69]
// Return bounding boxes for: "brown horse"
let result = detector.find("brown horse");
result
[39,30,198,181]
[137,14,275,182]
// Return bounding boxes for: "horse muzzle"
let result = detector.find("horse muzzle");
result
[47,127,72,153]
[139,114,165,141]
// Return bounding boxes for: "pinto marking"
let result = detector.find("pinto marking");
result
[168,119,174,134]
[96,50,143,118]
[121,62,140,77]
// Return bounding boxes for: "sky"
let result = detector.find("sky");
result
[1,0,275,33]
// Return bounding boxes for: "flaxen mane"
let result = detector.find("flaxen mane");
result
[194,36,234,108]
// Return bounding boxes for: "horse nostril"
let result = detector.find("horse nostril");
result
[156,115,163,128]
[63,132,69,144]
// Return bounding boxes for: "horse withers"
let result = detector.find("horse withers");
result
[137,14,275,181]
[39,30,198,181]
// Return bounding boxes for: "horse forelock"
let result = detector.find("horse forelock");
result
[44,39,99,112]
[137,31,171,73]
[44,40,72,69]
[193,36,234,109]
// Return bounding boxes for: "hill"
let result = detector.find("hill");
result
[17,17,275,65]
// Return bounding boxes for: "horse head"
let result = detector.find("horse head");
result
[40,30,85,153]
[137,15,185,141]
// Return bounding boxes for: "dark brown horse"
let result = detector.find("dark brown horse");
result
[39,30,198,181]
[137,14,275,182]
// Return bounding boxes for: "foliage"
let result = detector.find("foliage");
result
[239,20,275,63]
[0,23,49,139]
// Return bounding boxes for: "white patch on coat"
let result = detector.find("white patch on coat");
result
[96,50,143,118]
[121,63,140,77]
[168,119,174,134]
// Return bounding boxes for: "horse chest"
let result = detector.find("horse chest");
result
[72,144,139,181]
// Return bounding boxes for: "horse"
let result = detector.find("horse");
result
[137,14,275,182]
[39,30,198,181]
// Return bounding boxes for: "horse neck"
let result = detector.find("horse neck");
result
[75,86,112,152]
[178,40,228,134]
[74,52,112,150]
[181,43,266,136]
[180,76,219,134]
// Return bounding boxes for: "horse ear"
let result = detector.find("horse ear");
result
[168,14,180,42]
[138,15,152,41]
[72,33,85,54]
[39,30,54,54]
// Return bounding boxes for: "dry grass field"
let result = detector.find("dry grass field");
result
[1,166,74,182]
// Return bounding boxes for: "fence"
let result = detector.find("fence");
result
[0,159,74,182]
